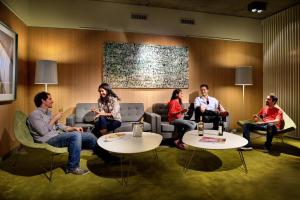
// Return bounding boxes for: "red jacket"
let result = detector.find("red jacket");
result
[168,99,183,123]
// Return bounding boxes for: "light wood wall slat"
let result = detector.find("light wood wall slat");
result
[262,5,300,138]
[27,28,263,130]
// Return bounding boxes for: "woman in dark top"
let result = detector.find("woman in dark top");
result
[168,89,196,150]
[92,83,121,136]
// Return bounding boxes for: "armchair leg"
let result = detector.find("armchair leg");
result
[43,153,58,182]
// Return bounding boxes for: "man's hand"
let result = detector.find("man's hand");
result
[200,105,206,113]
[73,127,83,132]
[253,114,259,122]
[65,126,83,132]
[51,112,63,124]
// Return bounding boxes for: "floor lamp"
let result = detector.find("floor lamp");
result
[235,66,253,118]
[35,60,58,92]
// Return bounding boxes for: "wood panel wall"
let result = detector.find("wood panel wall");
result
[262,5,300,138]
[28,28,263,129]
[0,2,28,156]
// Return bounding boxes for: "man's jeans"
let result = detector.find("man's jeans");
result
[243,123,277,149]
[47,132,100,170]
[172,119,197,140]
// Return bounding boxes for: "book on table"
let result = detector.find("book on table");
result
[199,136,226,143]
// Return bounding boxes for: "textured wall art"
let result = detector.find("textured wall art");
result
[103,42,189,88]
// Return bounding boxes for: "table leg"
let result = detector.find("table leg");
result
[238,150,248,174]
[120,154,132,186]
[153,149,159,160]
[183,149,196,173]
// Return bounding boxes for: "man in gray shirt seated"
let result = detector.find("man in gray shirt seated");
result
[27,91,116,175]
[194,84,228,129]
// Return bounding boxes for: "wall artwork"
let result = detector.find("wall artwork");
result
[0,22,17,102]
[103,42,189,88]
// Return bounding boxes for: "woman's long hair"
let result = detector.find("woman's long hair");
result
[98,83,120,103]
[170,89,182,105]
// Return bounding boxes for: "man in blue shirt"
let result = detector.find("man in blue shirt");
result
[194,84,228,129]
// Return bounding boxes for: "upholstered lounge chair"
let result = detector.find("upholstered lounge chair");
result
[14,111,67,181]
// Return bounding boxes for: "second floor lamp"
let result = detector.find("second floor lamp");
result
[235,66,253,104]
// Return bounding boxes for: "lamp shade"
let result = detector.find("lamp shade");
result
[35,60,58,84]
[235,66,253,85]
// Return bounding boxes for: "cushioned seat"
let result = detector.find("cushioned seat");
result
[114,121,151,132]
[67,103,156,133]
[161,122,175,132]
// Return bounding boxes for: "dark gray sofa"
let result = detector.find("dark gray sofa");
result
[66,103,156,133]
[152,103,230,139]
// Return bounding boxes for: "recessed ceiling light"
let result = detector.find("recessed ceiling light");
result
[248,1,266,13]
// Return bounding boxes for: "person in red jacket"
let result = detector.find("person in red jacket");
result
[168,89,196,150]
[241,94,284,152]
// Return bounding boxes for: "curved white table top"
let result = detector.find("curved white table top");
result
[97,132,163,154]
[183,130,248,150]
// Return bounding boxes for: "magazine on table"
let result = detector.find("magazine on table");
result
[103,133,125,142]
[199,136,226,143]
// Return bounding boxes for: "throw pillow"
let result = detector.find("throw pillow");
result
[83,111,96,123]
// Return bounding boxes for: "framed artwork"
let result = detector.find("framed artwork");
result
[0,22,18,101]
[103,42,189,88]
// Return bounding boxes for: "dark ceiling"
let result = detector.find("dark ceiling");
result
[93,0,300,19]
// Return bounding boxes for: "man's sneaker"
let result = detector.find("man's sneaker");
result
[65,167,90,175]
[262,147,271,153]
[239,146,253,151]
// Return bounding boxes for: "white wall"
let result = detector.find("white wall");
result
[2,0,262,43]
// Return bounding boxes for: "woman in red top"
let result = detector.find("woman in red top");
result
[168,89,196,150]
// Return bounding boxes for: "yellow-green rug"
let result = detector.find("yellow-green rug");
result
[0,137,300,200]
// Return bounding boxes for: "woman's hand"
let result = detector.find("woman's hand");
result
[181,108,187,114]
[91,108,100,114]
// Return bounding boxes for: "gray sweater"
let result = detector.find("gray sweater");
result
[27,107,66,143]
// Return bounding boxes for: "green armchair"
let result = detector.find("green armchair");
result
[14,111,67,181]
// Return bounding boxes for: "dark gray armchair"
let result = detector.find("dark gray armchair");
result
[66,103,156,133]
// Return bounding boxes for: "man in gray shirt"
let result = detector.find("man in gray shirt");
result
[27,91,115,175]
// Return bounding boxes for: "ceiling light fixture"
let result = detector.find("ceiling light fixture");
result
[248,1,266,13]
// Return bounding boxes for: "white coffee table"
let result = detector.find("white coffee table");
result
[97,132,162,185]
[182,130,249,173]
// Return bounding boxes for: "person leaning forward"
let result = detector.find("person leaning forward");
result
[27,91,119,175]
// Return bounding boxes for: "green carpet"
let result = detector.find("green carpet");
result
[0,136,300,200]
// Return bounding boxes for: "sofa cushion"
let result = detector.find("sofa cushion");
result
[114,121,151,132]
[76,103,98,123]
[161,122,174,132]
[83,111,96,123]
[120,103,144,122]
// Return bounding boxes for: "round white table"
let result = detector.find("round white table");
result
[97,132,162,154]
[97,132,163,185]
[182,130,249,173]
